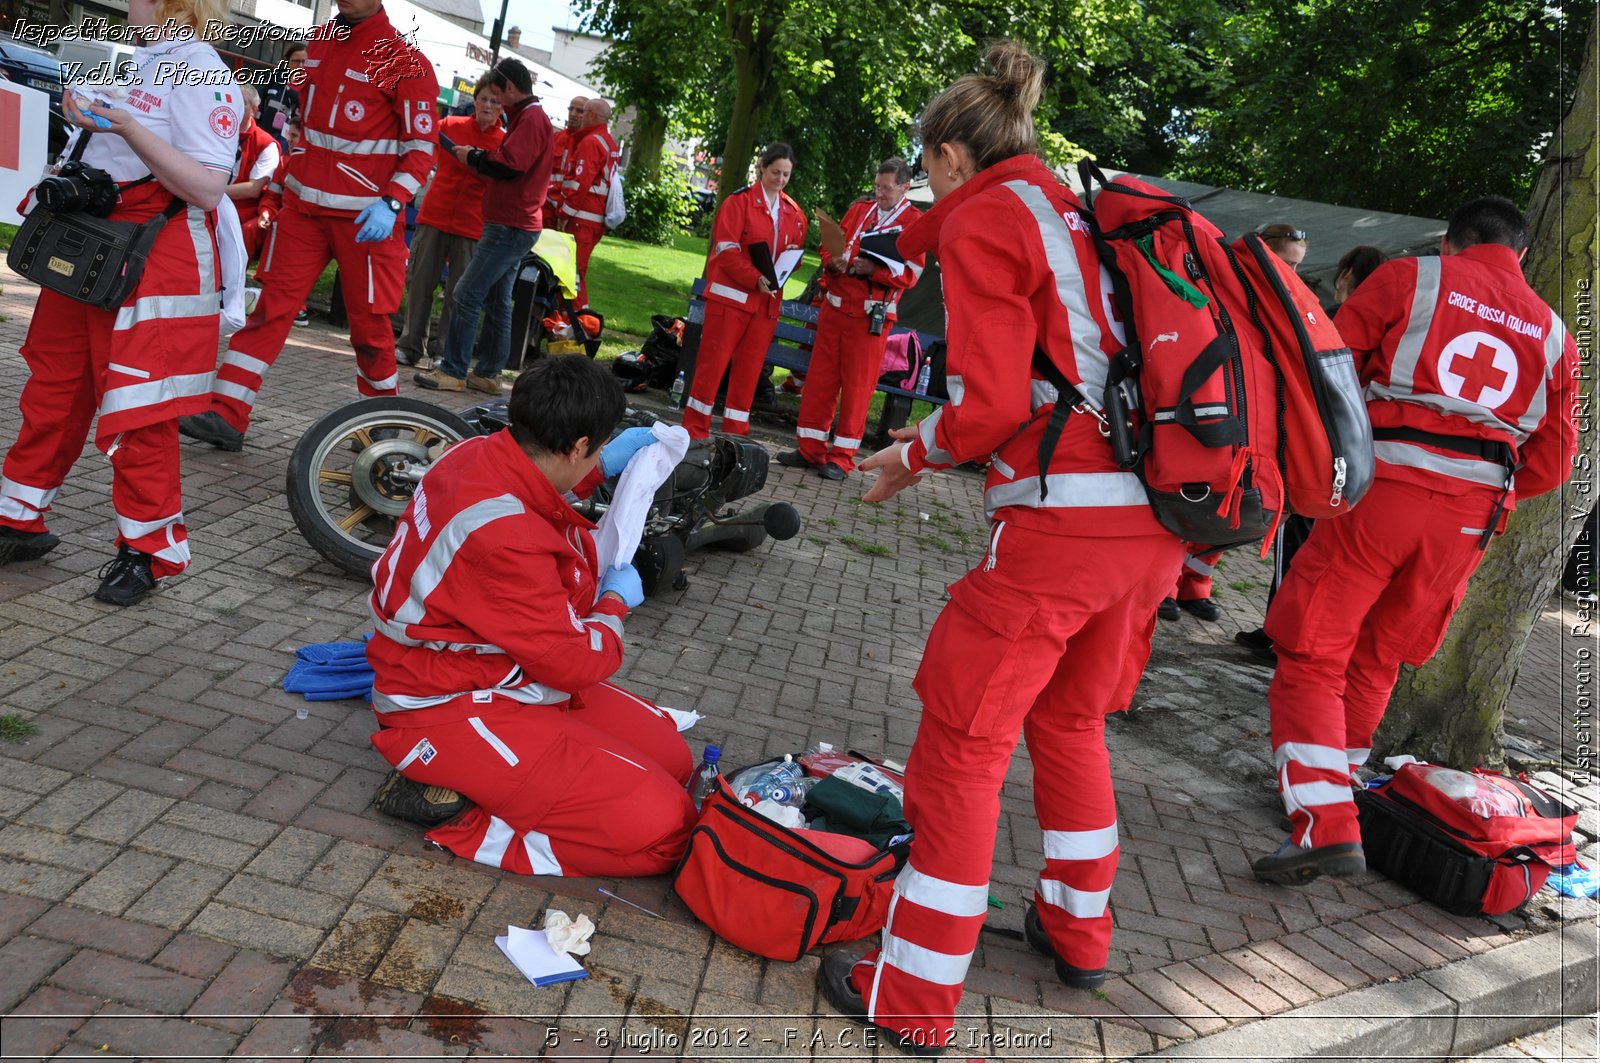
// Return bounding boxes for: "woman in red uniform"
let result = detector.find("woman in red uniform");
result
[680,144,807,438]
[815,43,1185,1055]
[0,0,241,605]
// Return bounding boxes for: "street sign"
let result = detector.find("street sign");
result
[0,80,49,225]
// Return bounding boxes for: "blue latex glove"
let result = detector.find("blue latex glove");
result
[599,563,644,608]
[354,200,398,243]
[601,426,656,478]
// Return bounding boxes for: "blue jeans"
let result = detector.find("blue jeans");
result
[437,224,539,380]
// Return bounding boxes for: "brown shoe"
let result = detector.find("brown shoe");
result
[466,372,507,396]
[414,369,465,391]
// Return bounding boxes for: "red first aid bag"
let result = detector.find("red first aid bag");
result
[672,779,905,961]
[1356,763,1577,915]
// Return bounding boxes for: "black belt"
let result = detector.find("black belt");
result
[1371,427,1518,550]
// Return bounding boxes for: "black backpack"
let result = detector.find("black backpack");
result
[611,314,684,393]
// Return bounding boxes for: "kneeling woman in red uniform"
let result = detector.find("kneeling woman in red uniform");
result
[815,43,1184,1055]
[681,144,808,438]
[0,0,242,604]
[366,356,697,877]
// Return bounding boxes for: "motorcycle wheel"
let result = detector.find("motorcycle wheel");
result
[636,534,686,597]
[286,396,475,579]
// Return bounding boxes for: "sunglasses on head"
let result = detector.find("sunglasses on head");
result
[1261,227,1308,241]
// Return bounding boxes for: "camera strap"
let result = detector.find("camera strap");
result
[63,130,161,198]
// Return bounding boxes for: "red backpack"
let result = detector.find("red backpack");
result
[1045,162,1375,550]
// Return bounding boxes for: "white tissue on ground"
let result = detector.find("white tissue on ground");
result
[543,909,596,956]
[660,706,702,732]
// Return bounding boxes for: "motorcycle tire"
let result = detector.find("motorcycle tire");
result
[287,396,475,579]
[636,534,686,597]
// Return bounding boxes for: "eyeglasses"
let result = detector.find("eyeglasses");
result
[1260,228,1308,241]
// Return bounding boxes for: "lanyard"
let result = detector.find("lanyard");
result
[848,196,910,257]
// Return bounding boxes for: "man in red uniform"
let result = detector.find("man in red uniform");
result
[226,86,281,264]
[542,94,587,230]
[396,74,504,369]
[557,97,617,309]
[177,0,437,451]
[1254,196,1579,884]
[777,158,922,480]
[367,356,697,876]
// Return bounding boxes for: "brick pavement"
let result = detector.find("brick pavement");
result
[0,262,1594,1060]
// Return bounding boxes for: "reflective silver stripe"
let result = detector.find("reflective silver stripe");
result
[1285,780,1355,807]
[1184,554,1216,577]
[825,292,842,307]
[522,831,562,875]
[984,472,1147,515]
[1365,382,1521,435]
[796,427,829,442]
[358,369,399,391]
[1154,404,1231,422]
[990,454,1015,478]
[1520,311,1567,433]
[712,241,740,255]
[1373,441,1507,488]
[0,497,33,521]
[588,628,603,652]
[1346,747,1372,767]
[560,204,605,224]
[917,407,954,466]
[561,178,580,190]
[881,933,971,986]
[335,162,382,193]
[686,397,714,415]
[947,374,966,406]
[1030,378,1058,412]
[212,379,258,407]
[0,477,56,508]
[370,682,571,714]
[186,204,214,294]
[723,407,750,423]
[1037,878,1111,919]
[1389,257,1441,395]
[221,349,271,378]
[1274,742,1349,774]
[114,293,219,331]
[399,141,434,157]
[343,67,369,82]
[833,435,862,450]
[286,178,377,212]
[1042,824,1119,862]
[585,610,623,641]
[389,495,525,630]
[707,282,749,305]
[393,172,422,196]
[147,528,189,567]
[895,866,989,917]
[907,260,925,281]
[304,128,400,154]
[116,511,183,539]
[474,815,514,867]
[469,716,519,766]
[1002,180,1109,410]
[99,372,214,417]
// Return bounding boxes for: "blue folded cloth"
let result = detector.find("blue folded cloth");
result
[283,651,374,702]
[1548,862,1599,899]
[295,639,371,665]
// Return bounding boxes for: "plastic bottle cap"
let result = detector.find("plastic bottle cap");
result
[704,744,721,761]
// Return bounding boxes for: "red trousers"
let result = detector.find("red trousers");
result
[794,308,888,471]
[681,300,778,438]
[853,522,1185,1048]
[568,221,602,310]
[1265,477,1496,848]
[1172,546,1222,600]
[208,201,405,434]
[370,682,697,877]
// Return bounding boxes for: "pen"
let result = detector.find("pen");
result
[596,886,663,919]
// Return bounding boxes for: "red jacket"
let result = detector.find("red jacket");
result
[545,126,573,219]
[417,114,504,239]
[559,124,619,231]
[468,95,553,231]
[367,429,625,727]
[1336,244,1578,503]
[704,183,808,320]
[288,8,438,215]
[819,196,924,321]
[895,154,1167,537]
[233,120,279,217]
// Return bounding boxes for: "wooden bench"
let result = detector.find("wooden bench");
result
[682,278,946,440]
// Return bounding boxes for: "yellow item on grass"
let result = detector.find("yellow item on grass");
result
[536,228,580,300]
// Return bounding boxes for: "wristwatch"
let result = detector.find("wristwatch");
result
[381,195,404,213]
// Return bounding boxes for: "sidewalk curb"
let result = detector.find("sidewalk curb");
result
[1143,919,1598,1061]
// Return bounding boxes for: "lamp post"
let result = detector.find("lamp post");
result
[487,0,511,62]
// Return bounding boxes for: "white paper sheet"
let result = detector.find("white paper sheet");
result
[495,923,588,986]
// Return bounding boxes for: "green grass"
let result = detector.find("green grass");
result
[839,535,894,557]
[0,714,39,743]
[1230,579,1255,592]
[0,223,16,252]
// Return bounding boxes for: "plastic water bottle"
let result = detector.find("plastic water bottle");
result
[739,754,806,806]
[669,371,686,410]
[915,359,932,395]
[688,744,722,811]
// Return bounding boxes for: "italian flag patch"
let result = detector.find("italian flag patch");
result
[214,91,233,103]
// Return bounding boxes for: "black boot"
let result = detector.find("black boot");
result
[0,527,60,564]
[373,770,470,827]
[95,544,158,606]
[817,950,947,1057]
[178,410,245,452]
[1023,904,1108,989]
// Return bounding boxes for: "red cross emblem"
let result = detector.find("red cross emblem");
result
[1437,331,1517,408]
[208,106,236,139]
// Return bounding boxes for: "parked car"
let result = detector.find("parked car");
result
[0,35,67,158]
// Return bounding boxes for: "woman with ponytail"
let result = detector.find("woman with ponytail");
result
[817,42,1185,1055]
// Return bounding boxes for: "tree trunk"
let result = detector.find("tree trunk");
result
[1374,12,1599,768]
[716,0,786,210]
[626,111,669,185]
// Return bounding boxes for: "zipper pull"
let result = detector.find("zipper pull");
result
[1329,456,1347,508]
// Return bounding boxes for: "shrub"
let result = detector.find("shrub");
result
[614,169,697,246]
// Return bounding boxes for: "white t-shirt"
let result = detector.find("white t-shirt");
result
[68,37,243,181]
[248,140,281,182]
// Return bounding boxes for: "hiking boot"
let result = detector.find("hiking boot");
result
[178,410,245,452]
[775,449,816,470]
[818,463,847,481]
[1252,839,1366,885]
[1157,597,1181,622]
[1023,905,1108,990]
[373,770,470,827]
[0,527,60,564]
[414,369,465,391]
[1234,627,1272,651]
[817,950,947,1057]
[94,544,158,606]
[1177,597,1223,621]
[465,372,507,396]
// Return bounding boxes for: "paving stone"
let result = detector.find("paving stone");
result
[75,788,178,845]
[123,861,231,927]
[160,802,282,847]
[28,903,174,961]
[76,1003,241,1058]
[133,822,262,871]
[188,949,297,1034]
[188,902,327,962]
[51,949,207,1012]
[242,826,338,884]
[14,777,122,832]
[2,984,101,1059]
[370,918,461,995]
[0,935,73,1012]
[151,933,237,981]
[0,859,88,902]
[0,823,119,872]
[216,873,348,930]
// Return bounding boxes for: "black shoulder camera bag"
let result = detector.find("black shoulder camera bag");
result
[7,132,187,312]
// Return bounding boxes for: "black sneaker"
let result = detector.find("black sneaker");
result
[373,770,470,827]
[1177,597,1223,622]
[818,463,847,481]
[817,950,947,1057]
[775,449,815,470]
[1157,597,1181,621]
[0,527,60,564]
[1023,905,1108,990]
[178,410,245,452]
[294,307,311,327]
[94,544,158,606]
[1252,839,1366,885]
[1234,627,1272,651]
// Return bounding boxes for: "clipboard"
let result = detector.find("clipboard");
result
[749,242,805,291]
[856,231,907,277]
[816,208,846,259]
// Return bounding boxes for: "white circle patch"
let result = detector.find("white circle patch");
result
[1436,330,1519,409]
[343,100,366,123]
[415,112,433,134]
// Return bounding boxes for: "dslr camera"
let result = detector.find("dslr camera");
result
[866,300,887,336]
[36,162,120,217]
